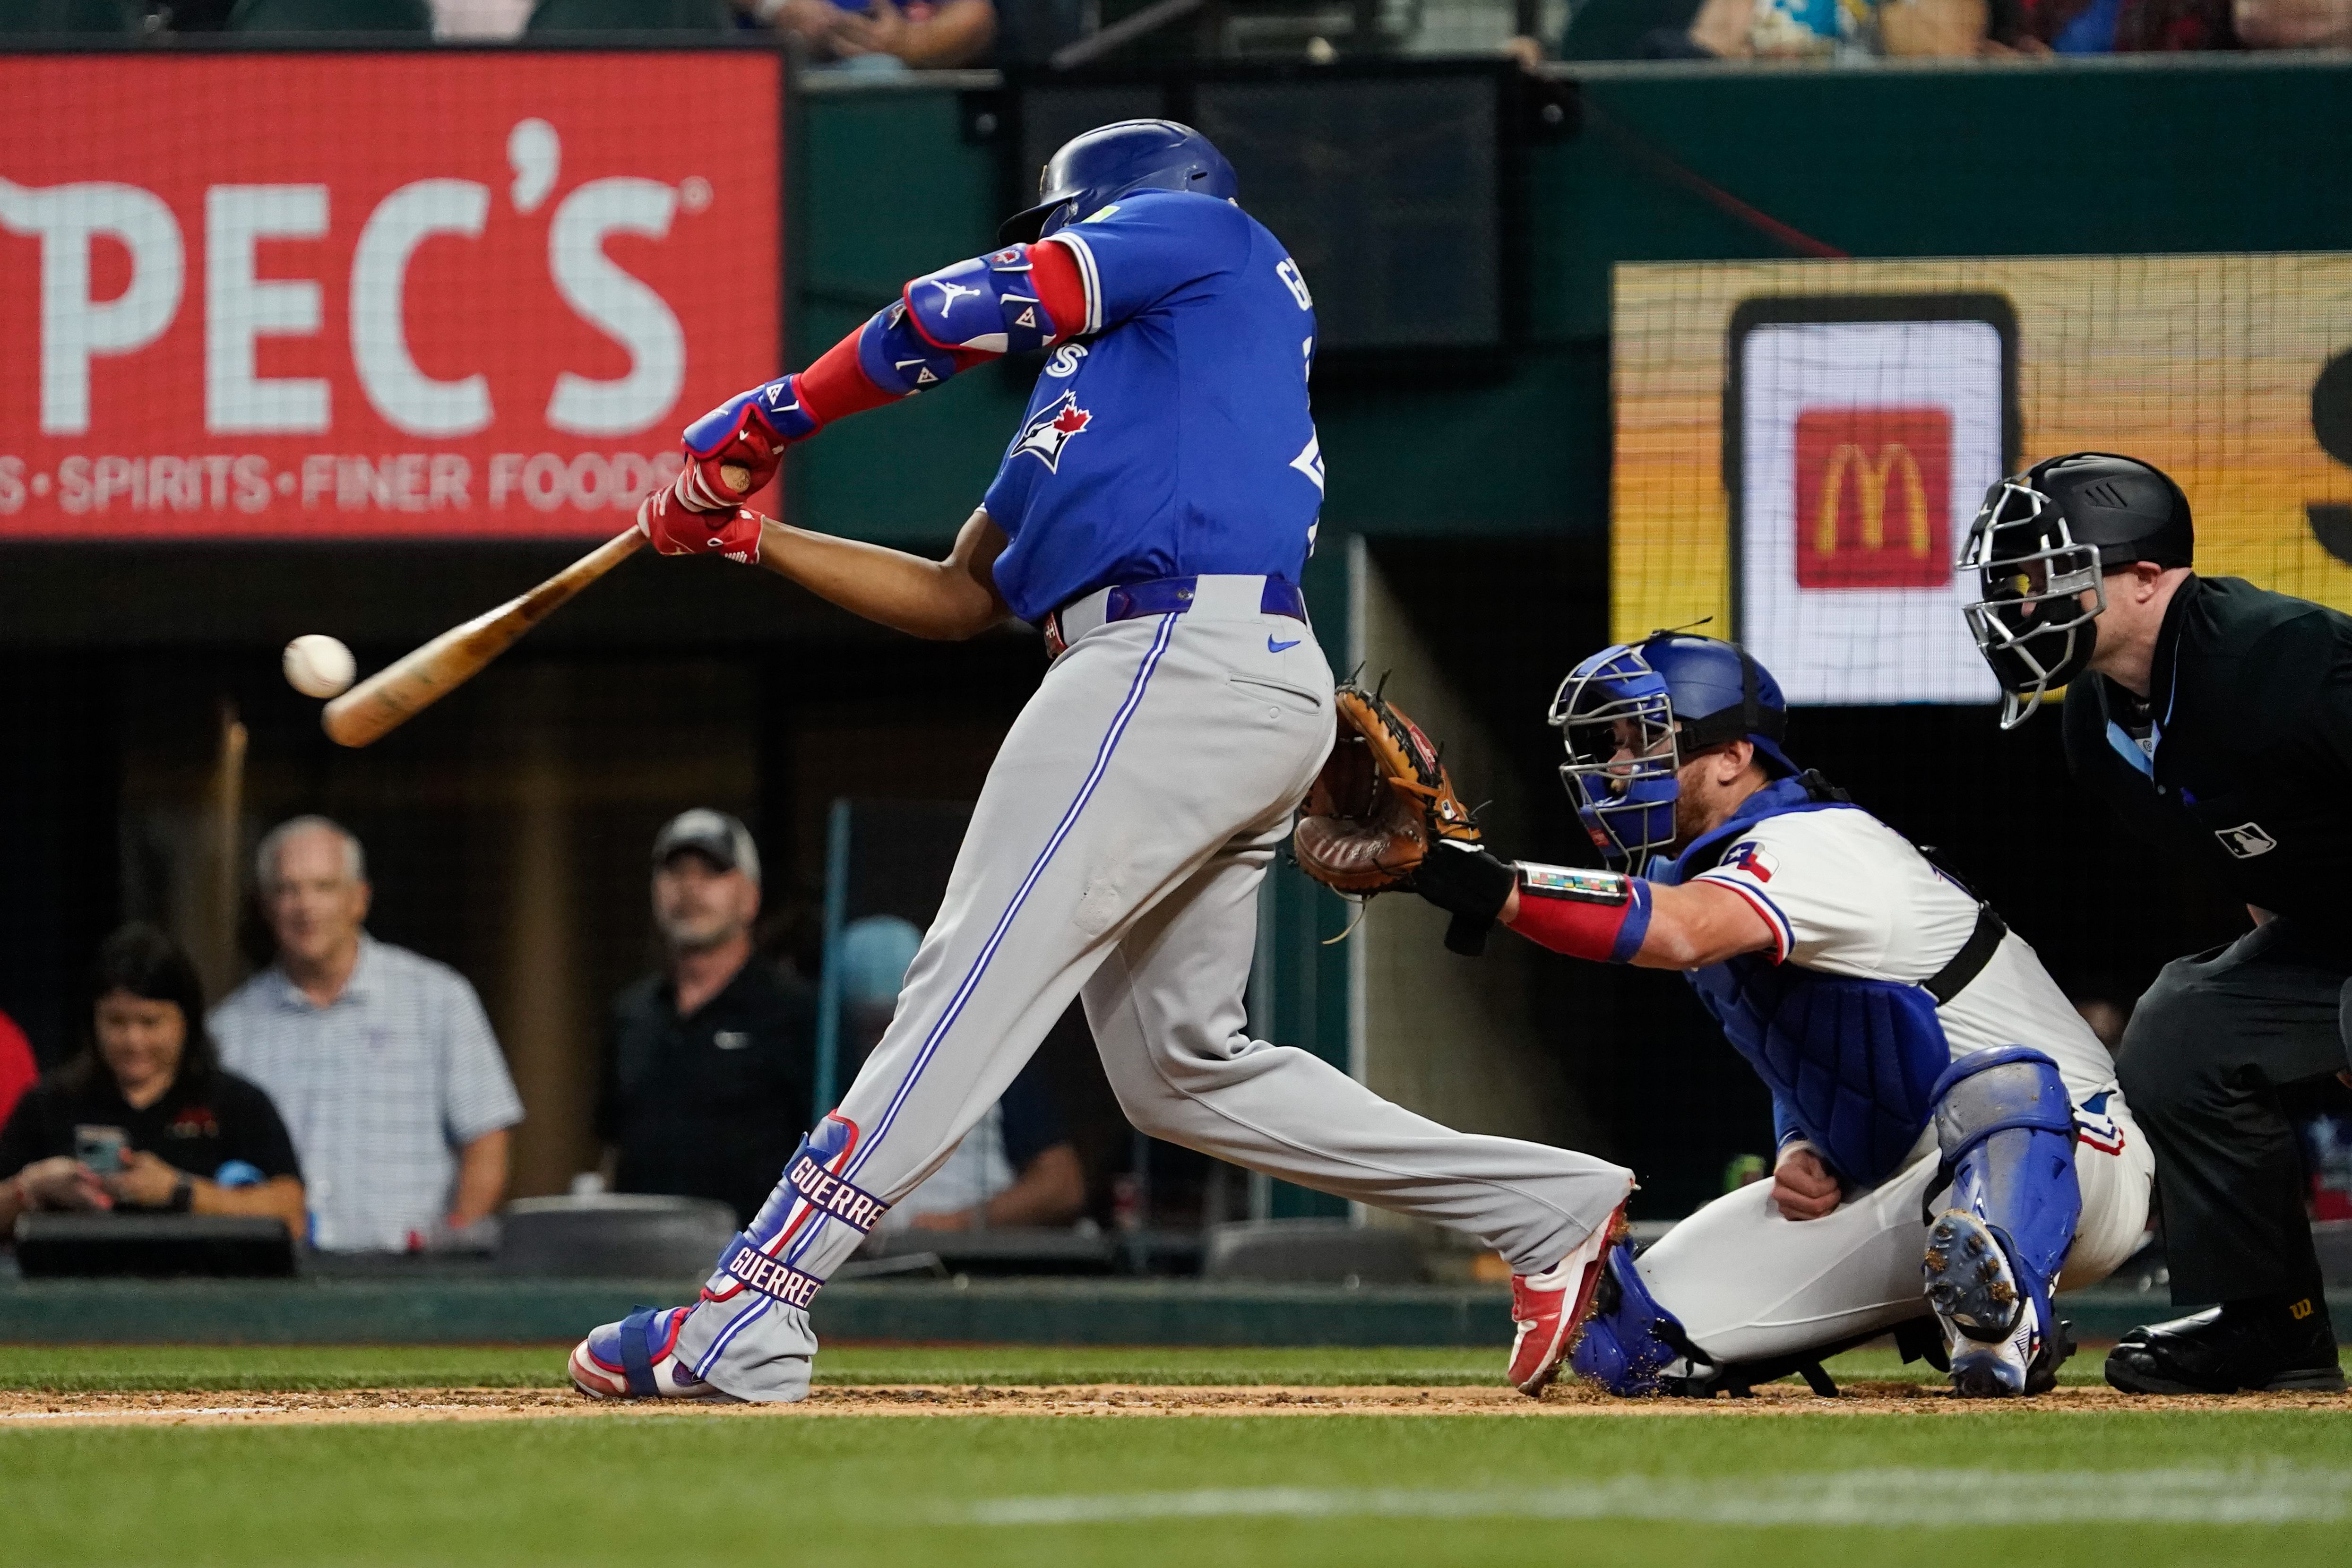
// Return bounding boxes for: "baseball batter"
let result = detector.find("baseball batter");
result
[1407,633,2155,1397]
[568,121,1633,1403]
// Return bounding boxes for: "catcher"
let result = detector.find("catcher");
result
[1296,634,2153,1398]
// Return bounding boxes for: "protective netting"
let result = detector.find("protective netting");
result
[1611,255,2352,705]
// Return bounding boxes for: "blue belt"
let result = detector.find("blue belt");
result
[1044,576,1306,659]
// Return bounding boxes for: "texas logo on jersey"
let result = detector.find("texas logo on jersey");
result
[1719,841,1779,882]
[1014,391,1094,472]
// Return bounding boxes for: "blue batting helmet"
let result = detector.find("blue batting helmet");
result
[999,120,1239,245]
[1550,634,1795,873]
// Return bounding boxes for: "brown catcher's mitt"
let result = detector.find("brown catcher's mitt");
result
[1292,683,1482,895]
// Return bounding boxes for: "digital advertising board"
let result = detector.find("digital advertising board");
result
[1613,255,2352,705]
[0,51,783,540]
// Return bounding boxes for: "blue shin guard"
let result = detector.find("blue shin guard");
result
[1924,1047,2080,1393]
[1567,1241,1686,1396]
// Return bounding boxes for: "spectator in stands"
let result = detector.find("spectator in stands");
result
[0,1005,36,1132]
[2231,0,2350,44]
[1656,0,2240,57]
[1660,0,1990,57]
[841,915,1085,1234]
[737,0,998,69]
[212,816,522,1253]
[1993,0,2238,49]
[597,810,816,1225]
[0,925,304,1238]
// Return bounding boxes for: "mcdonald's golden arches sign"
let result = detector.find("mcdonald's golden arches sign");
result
[1613,254,2352,706]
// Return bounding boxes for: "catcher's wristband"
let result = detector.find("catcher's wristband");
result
[1508,863,1653,964]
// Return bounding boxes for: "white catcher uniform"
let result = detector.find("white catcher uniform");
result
[1636,805,2154,1367]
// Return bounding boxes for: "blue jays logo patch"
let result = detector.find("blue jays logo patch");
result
[1014,390,1094,472]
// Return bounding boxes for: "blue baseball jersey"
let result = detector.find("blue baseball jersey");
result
[980,191,1325,624]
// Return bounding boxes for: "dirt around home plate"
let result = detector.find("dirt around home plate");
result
[1,1382,2342,1428]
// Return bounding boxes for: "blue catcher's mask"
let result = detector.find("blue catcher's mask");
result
[1550,634,1796,873]
[999,119,1240,245]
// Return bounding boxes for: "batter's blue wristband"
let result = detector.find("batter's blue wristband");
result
[1607,879,1654,964]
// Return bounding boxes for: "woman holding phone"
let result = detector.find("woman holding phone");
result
[0,925,306,1239]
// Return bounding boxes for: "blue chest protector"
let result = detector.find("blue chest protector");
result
[1655,777,1954,1189]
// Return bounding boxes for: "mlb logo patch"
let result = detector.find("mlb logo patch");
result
[1791,407,1954,590]
[2215,821,2277,859]
[1719,841,1778,882]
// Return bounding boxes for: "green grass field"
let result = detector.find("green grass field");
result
[3,1346,2347,1568]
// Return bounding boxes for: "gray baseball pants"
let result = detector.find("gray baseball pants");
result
[674,575,1635,1400]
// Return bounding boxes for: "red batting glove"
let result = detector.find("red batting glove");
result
[637,486,763,565]
[676,391,796,513]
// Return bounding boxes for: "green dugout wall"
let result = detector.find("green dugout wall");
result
[790,59,2352,1215]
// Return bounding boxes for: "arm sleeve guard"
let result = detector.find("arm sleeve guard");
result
[696,241,1090,456]
[1506,864,1653,964]
[866,242,1085,396]
[677,241,1086,465]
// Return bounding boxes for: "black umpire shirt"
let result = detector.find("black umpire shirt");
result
[596,957,816,1226]
[2064,573,2352,940]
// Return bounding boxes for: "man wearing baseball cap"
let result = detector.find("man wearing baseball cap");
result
[596,811,816,1225]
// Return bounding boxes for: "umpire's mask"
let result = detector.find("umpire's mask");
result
[1958,453,2194,731]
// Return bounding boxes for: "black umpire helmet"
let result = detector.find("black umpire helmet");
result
[1958,453,2195,730]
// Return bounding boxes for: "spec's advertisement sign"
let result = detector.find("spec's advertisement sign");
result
[1613,256,2352,705]
[0,52,782,539]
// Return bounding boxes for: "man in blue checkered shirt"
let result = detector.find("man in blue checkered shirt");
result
[212,816,523,1253]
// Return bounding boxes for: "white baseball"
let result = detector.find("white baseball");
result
[283,634,356,699]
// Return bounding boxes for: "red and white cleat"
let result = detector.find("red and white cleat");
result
[1507,1202,1628,1397]
[568,1305,736,1401]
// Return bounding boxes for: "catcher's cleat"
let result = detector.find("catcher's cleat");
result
[569,1305,740,1401]
[2104,1302,2346,1396]
[1943,1301,2075,1399]
[1508,1200,1628,1398]
[1567,1239,1689,1397]
[1924,1209,2071,1397]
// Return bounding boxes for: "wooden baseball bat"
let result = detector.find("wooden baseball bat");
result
[322,526,649,748]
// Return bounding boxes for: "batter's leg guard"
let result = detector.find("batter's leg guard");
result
[665,1115,892,1403]
[1567,1241,1688,1397]
[732,1114,892,1258]
[1923,1047,2082,1398]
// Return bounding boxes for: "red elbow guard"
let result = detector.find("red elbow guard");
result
[1507,865,1653,964]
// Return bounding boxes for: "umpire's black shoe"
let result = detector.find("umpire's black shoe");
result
[2103,1298,2345,1395]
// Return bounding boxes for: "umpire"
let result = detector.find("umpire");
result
[1962,452,2349,1395]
